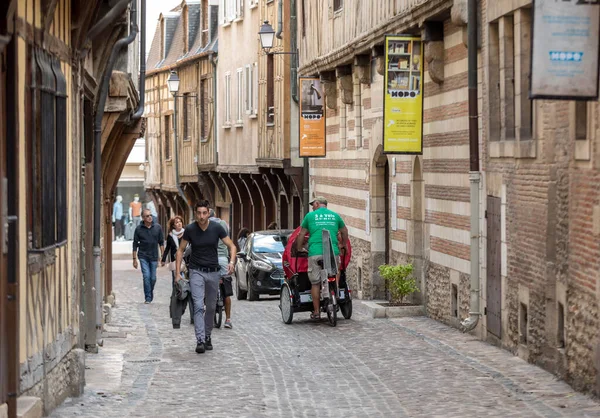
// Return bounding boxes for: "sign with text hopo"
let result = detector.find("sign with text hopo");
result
[383,35,424,154]
[531,0,600,99]
[299,77,326,157]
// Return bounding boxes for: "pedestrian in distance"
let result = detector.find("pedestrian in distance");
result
[161,215,193,329]
[237,227,250,251]
[175,200,237,354]
[296,196,348,320]
[209,209,235,329]
[267,221,278,230]
[133,209,165,304]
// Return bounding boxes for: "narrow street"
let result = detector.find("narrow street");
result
[50,260,600,418]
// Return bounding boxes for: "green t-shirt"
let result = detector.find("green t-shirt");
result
[300,207,345,257]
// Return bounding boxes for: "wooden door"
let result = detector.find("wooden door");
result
[486,196,502,338]
[1,30,19,417]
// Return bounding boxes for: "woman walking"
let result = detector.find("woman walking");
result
[162,216,193,328]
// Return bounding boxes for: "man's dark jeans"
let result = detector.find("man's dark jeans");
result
[140,259,158,302]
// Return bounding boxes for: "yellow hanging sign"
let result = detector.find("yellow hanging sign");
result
[383,35,424,154]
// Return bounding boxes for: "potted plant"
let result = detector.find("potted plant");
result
[378,263,419,305]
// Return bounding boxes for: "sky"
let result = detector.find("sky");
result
[145,0,182,55]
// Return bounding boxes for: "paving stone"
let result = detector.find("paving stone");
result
[50,260,600,417]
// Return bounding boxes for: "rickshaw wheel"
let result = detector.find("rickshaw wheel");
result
[280,284,293,324]
[326,298,337,327]
[340,299,352,319]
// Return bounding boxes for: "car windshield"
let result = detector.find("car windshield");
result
[253,235,285,253]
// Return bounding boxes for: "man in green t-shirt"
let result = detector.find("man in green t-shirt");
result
[296,196,348,320]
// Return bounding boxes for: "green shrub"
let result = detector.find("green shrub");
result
[378,263,418,304]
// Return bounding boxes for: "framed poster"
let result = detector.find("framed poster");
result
[530,0,600,100]
[383,35,424,154]
[299,77,326,157]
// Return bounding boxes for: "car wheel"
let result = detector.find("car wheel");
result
[236,273,247,300]
[247,276,259,301]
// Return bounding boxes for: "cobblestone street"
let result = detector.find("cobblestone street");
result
[50,261,600,417]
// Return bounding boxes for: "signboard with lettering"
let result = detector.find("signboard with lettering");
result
[531,0,600,99]
[299,77,326,157]
[383,35,424,154]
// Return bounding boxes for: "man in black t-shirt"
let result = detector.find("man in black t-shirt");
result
[175,200,237,354]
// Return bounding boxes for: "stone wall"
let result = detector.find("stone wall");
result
[20,328,85,414]
[345,236,387,300]
[426,263,451,322]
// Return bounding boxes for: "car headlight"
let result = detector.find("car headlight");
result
[251,259,273,271]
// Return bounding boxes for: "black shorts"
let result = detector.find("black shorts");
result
[220,276,234,298]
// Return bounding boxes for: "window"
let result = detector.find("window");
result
[224,72,232,125]
[235,0,244,19]
[236,68,244,124]
[164,115,172,159]
[30,49,68,249]
[182,93,191,141]
[253,62,258,115]
[200,78,209,140]
[575,101,588,140]
[245,64,253,115]
[574,101,595,161]
[267,54,274,125]
[222,0,236,23]
[488,8,534,145]
[334,0,343,12]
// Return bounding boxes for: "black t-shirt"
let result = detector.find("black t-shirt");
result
[182,221,227,269]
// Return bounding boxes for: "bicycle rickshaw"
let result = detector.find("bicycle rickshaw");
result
[279,227,352,326]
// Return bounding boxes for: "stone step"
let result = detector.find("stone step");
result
[17,397,42,418]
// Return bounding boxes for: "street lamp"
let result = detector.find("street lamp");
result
[167,70,180,95]
[258,21,297,56]
[258,21,276,52]
[167,69,195,219]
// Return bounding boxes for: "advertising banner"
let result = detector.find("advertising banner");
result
[531,0,600,99]
[383,35,424,154]
[299,77,326,157]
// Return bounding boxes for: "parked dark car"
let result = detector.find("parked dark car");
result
[235,229,294,301]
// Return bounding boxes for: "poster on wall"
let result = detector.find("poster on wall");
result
[383,35,424,154]
[299,77,326,157]
[530,0,600,99]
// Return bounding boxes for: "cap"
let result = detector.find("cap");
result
[309,196,328,205]
[134,193,139,198]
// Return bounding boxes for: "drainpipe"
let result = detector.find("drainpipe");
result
[461,0,481,333]
[132,0,146,121]
[276,0,283,39]
[93,0,137,347]
[172,83,189,216]
[211,53,218,167]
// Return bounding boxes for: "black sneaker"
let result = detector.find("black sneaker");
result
[195,342,205,354]
[205,337,213,351]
